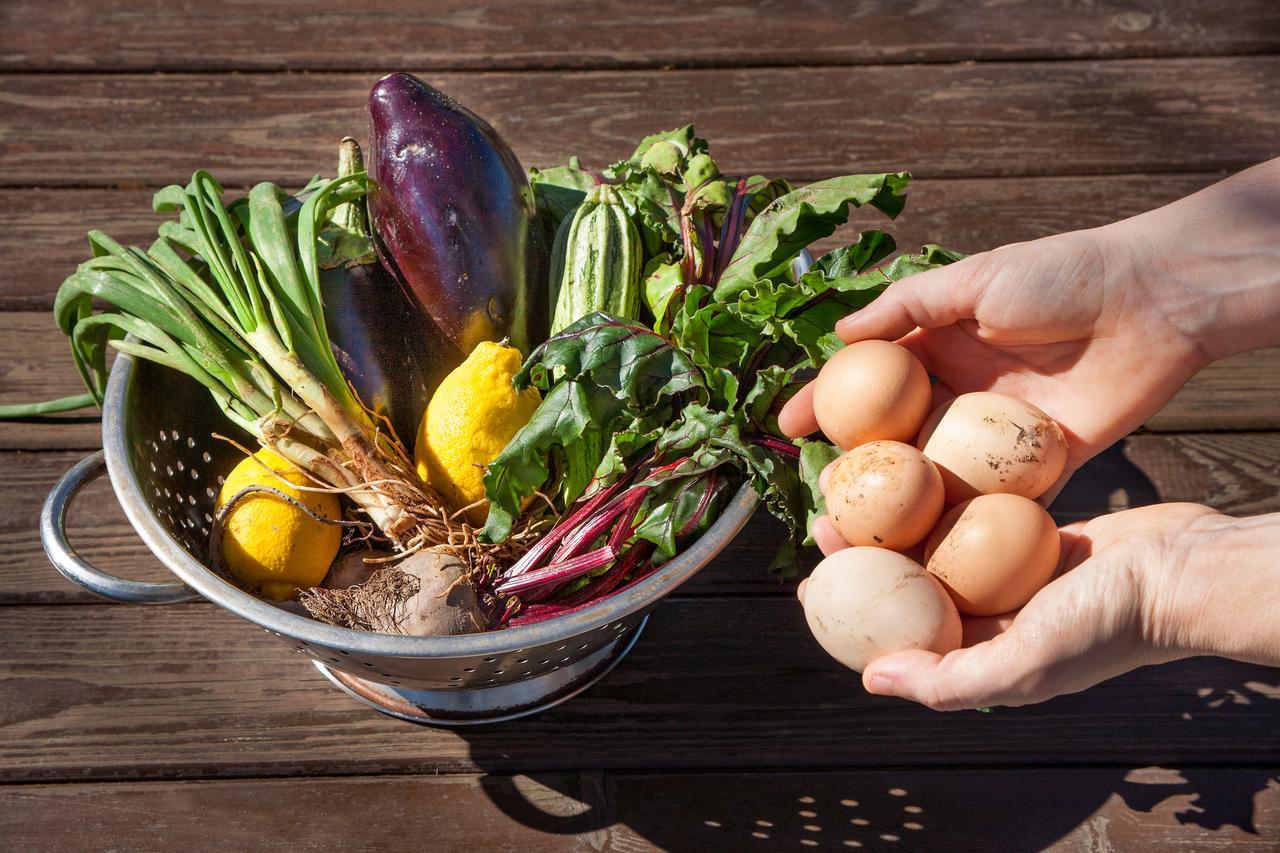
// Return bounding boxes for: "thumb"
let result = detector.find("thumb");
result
[835,253,987,343]
[861,625,1048,711]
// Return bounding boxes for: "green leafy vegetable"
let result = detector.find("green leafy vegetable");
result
[716,172,912,298]
[489,127,963,606]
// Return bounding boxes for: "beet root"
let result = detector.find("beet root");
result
[301,549,486,636]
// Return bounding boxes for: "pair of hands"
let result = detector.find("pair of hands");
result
[777,179,1280,709]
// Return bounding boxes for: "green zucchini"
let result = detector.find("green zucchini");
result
[549,184,643,334]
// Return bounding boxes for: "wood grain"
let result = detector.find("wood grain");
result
[4,431,1279,604]
[5,1,1279,72]
[0,773,610,853]
[0,174,1227,310]
[1,767,1276,851]
[1145,348,1280,432]
[0,313,104,450]
[0,600,1277,781]
[2,60,1278,188]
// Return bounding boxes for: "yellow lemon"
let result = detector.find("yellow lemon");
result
[415,340,541,522]
[215,448,342,600]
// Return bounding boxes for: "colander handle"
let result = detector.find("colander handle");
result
[41,451,202,604]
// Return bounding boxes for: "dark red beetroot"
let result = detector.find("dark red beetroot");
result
[368,73,545,355]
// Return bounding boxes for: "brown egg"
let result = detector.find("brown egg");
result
[917,391,1068,503]
[825,440,945,551]
[924,493,1061,616]
[812,339,932,450]
[804,547,962,673]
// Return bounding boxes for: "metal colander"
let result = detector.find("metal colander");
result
[40,352,759,724]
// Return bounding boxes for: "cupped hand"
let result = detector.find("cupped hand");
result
[799,503,1219,711]
[779,225,1211,477]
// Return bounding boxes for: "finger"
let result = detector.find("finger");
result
[797,577,809,604]
[1053,522,1095,575]
[835,259,981,344]
[818,460,836,495]
[778,381,820,438]
[961,613,1017,646]
[861,627,1048,711]
[1036,465,1076,510]
[812,516,850,556]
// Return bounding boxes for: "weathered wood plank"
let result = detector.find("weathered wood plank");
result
[0,773,609,852]
[1145,348,1280,433]
[2,60,1277,188]
[5,0,1278,72]
[4,431,1279,603]
[0,314,103,450]
[1,767,1276,851]
[0,174,1227,310]
[0,599,1276,781]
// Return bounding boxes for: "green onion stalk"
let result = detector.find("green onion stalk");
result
[52,169,448,548]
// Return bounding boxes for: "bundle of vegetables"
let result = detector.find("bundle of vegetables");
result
[54,169,449,542]
[11,71,974,639]
[36,75,552,634]
[480,127,964,623]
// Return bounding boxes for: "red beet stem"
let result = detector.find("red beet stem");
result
[551,483,649,564]
[507,600,592,627]
[678,471,719,538]
[558,541,655,608]
[608,491,645,552]
[499,472,634,582]
[713,180,755,283]
[495,545,618,597]
[697,211,717,286]
[748,434,802,459]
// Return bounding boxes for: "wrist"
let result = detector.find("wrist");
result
[1155,511,1280,665]
[1109,160,1280,364]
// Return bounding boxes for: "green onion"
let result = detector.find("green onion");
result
[49,170,445,547]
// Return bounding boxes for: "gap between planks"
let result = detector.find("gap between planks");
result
[4,49,1280,76]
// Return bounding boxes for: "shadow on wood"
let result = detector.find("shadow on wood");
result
[1050,438,1160,522]
[472,765,1280,851]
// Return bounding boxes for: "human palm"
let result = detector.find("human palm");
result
[780,227,1207,474]
[782,161,1280,709]
[851,503,1216,710]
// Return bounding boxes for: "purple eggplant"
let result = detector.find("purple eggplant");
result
[321,138,462,446]
[368,72,545,355]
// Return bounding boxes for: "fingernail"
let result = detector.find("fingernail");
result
[866,674,893,694]
[835,314,863,336]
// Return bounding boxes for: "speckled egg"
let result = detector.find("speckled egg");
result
[917,391,1068,503]
[825,440,945,551]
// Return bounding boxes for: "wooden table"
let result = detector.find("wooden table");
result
[2,3,1279,849]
